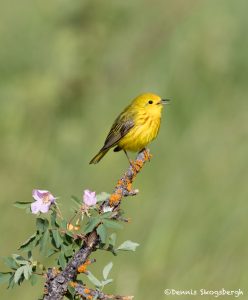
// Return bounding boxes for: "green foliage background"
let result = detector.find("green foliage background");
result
[1,0,248,299]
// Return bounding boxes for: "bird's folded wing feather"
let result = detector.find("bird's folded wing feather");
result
[102,114,135,150]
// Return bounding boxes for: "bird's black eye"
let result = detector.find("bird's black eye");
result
[148,100,153,104]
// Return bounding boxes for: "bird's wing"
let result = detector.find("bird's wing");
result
[102,113,135,150]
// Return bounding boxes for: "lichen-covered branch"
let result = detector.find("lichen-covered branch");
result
[44,149,151,300]
[74,282,134,299]
[101,148,151,210]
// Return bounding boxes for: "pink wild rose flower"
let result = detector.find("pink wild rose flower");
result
[83,189,97,206]
[31,189,55,214]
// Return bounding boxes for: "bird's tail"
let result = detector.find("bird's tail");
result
[89,148,109,164]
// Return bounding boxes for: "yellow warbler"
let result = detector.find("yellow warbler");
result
[89,93,170,164]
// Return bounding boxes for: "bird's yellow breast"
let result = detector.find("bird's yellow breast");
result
[118,113,161,152]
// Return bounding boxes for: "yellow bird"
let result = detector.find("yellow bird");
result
[89,93,170,164]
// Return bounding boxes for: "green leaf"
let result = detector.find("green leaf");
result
[102,262,113,280]
[3,257,19,269]
[52,230,63,248]
[46,249,57,257]
[96,192,110,203]
[97,224,107,244]
[36,218,49,233]
[65,230,74,238]
[58,253,67,269]
[84,217,100,234]
[64,246,74,258]
[101,278,113,286]
[109,233,117,247]
[39,230,49,254]
[102,219,123,230]
[30,274,38,286]
[14,266,24,283]
[27,264,32,275]
[14,201,32,209]
[101,211,113,219]
[50,210,57,228]
[0,272,12,284]
[117,240,139,252]
[12,254,28,266]
[16,260,29,266]
[87,271,102,287]
[19,233,36,252]
[60,219,68,230]
[23,265,31,280]
[27,251,32,260]
[7,273,15,289]
[12,254,25,260]
[67,284,76,297]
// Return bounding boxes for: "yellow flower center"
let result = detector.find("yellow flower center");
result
[42,194,50,203]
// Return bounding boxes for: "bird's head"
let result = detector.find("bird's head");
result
[131,93,170,117]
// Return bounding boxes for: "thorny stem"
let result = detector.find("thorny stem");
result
[54,202,63,220]
[43,149,152,300]
[68,204,89,226]
[67,209,80,226]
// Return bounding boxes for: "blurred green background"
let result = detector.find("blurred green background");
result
[1,0,248,299]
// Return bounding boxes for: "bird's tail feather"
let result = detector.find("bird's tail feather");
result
[89,149,109,164]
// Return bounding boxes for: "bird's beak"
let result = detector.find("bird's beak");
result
[160,99,170,105]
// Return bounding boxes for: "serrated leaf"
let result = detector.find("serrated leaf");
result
[3,257,19,270]
[84,217,100,234]
[96,192,110,203]
[36,218,49,233]
[19,233,36,252]
[102,219,123,230]
[117,240,139,252]
[14,201,32,209]
[102,262,113,280]
[97,224,107,244]
[30,274,38,286]
[52,230,63,248]
[87,271,102,287]
[58,253,66,269]
[0,272,12,284]
[14,266,24,283]
[109,233,117,247]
